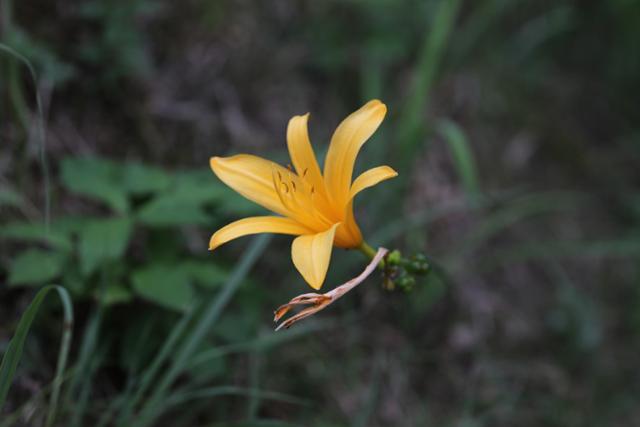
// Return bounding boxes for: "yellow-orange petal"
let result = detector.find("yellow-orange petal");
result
[334,199,362,248]
[287,114,325,193]
[323,100,387,209]
[209,216,311,250]
[210,155,293,217]
[349,165,398,200]
[291,223,340,290]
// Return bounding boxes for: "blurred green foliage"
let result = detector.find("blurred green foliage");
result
[1,0,640,425]
[2,157,259,311]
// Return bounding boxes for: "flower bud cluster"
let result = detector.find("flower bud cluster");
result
[382,250,430,292]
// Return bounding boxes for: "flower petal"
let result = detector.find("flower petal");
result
[287,114,337,219]
[210,155,293,217]
[349,165,398,200]
[291,223,340,290]
[323,100,387,208]
[335,201,362,248]
[287,114,325,192]
[210,216,311,250]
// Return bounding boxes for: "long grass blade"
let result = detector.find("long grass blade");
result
[45,287,73,427]
[0,43,51,231]
[117,308,195,425]
[135,235,271,426]
[164,385,309,408]
[0,285,73,424]
[66,305,103,427]
[397,0,462,170]
[437,119,479,197]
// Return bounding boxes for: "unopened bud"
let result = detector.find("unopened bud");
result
[407,253,429,275]
[386,250,402,265]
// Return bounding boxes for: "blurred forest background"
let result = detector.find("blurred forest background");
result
[1,0,640,426]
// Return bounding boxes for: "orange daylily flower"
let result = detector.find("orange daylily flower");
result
[209,100,397,290]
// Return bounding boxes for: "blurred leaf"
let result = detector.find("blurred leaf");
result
[0,222,72,251]
[61,157,128,213]
[51,216,94,235]
[172,170,226,204]
[102,284,133,305]
[4,28,75,85]
[77,0,156,83]
[62,265,87,297]
[9,249,66,286]
[173,170,262,216]
[547,265,602,353]
[438,119,480,197]
[0,188,24,208]
[121,163,172,195]
[78,217,133,275]
[136,169,262,222]
[134,169,231,226]
[136,196,210,226]
[179,261,228,289]
[510,5,575,63]
[132,265,193,311]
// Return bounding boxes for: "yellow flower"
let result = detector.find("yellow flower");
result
[209,100,397,290]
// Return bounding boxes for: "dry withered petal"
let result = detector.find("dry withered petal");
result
[274,247,388,331]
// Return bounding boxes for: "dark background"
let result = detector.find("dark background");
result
[1,0,639,426]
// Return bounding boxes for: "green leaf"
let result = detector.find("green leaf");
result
[136,197,210,226]
[0,222,72,251]
[61,264,87,297]
[0,286,73,417]
[121,163,172,195]
[179,261,228,289]
[101,284,133,306]
[172,169,261,214]
[172,170,228,205]
[61,157,128,213]
[9,249,66,286]
[78,217,133,276]
[134,168,263,225]
[131,265,194,311]
[51,216,93,235]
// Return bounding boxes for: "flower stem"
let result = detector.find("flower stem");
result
[358,241,385,268]
[358,241,377,259]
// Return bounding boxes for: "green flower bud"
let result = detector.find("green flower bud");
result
[386,250,402,265]
[407,253,429,275]
[396,272,416,292]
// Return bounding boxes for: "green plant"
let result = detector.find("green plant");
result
[2,156,261,311]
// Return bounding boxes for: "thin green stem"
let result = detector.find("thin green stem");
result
[358,241,377,260]
[358,241,386,269]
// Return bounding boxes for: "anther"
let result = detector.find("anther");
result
[302,168,308,177]
[282,183,289,193]
[291,181,297,192]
